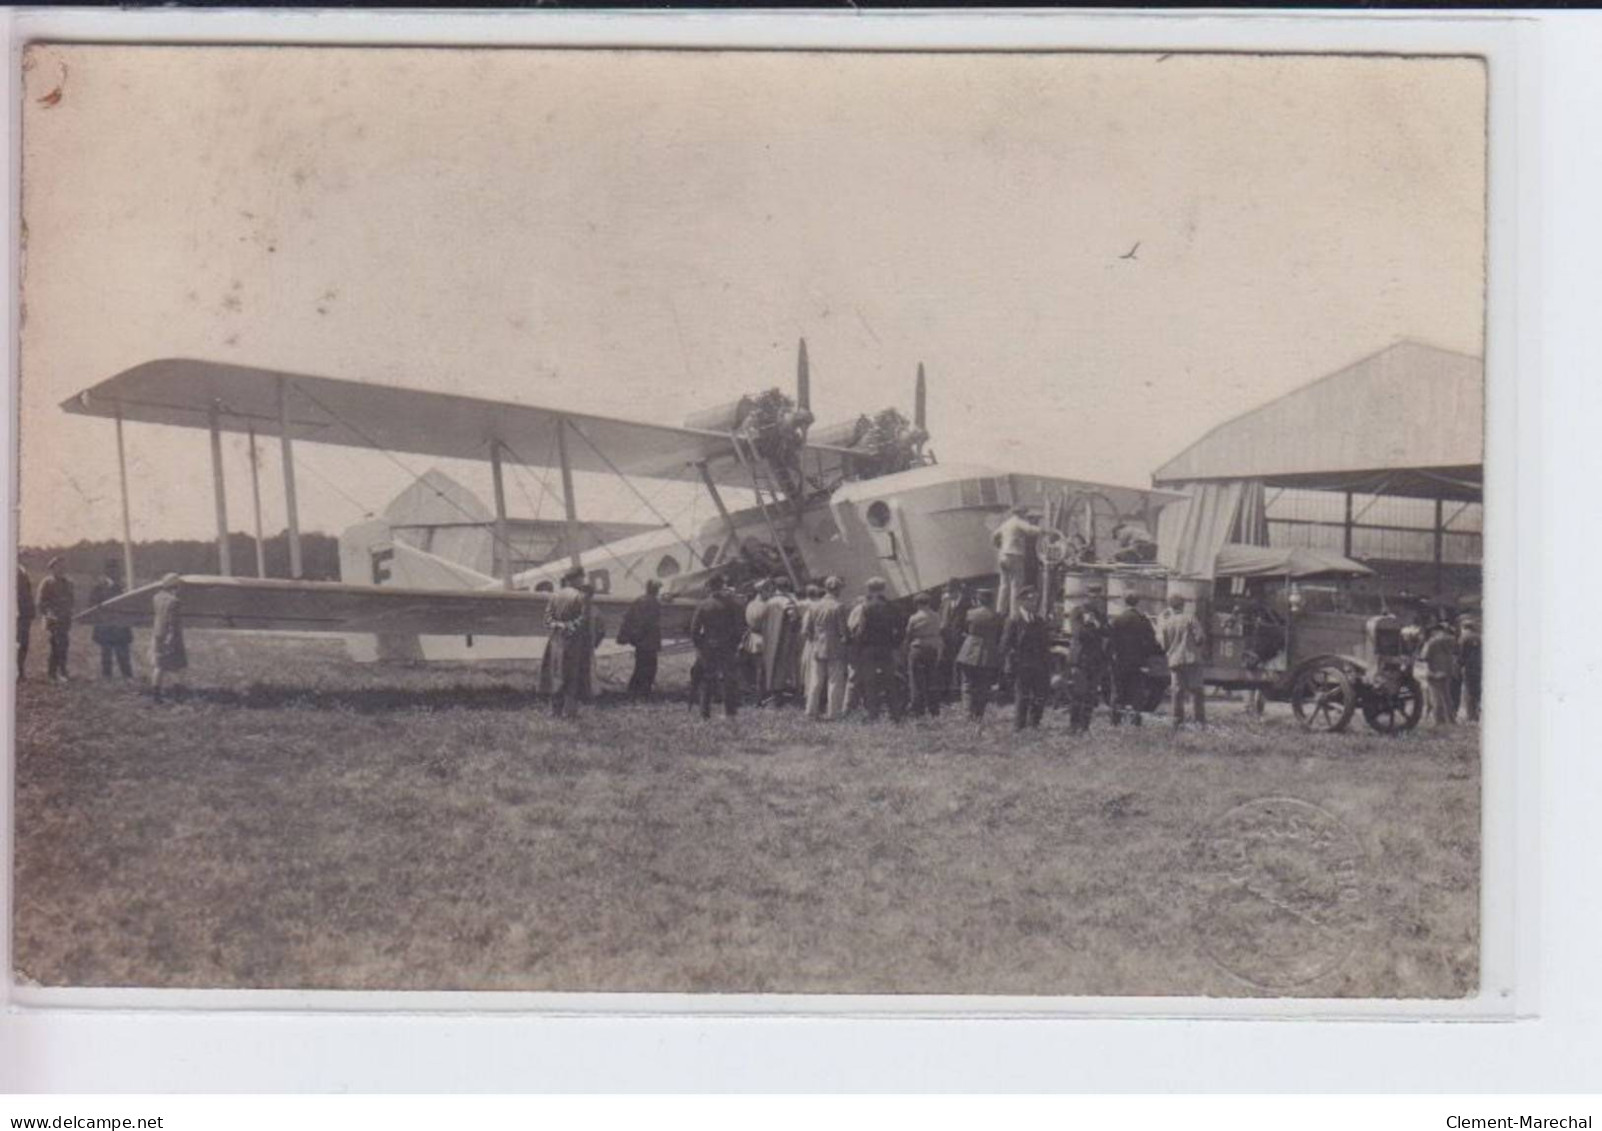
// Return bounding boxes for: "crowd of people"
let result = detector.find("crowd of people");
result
[20,551,1482,731]
[575,564,1212,734]
[16,557,189,700]
[1408,615,1483,726]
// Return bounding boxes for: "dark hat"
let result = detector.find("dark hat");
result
[561,566,586,585]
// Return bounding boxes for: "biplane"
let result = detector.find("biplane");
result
[69,341,1180,659]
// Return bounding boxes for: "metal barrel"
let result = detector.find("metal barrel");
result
[1060,569,1107,630]
[1106,572,1167,611]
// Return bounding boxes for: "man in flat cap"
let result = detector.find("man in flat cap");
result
[1000,584,1053,730]
[691,573,743,719]
[853,576,905,722]
[89,558,134,679]
[37,557,75,682]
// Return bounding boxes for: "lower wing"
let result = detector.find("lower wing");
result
[75,576,694,639]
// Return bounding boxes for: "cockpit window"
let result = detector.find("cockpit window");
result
[865,500,893,529]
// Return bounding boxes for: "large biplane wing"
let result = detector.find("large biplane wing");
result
[62,356,862,487]
[75,576,697,639]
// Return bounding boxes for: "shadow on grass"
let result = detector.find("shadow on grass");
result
[174,683,666,715]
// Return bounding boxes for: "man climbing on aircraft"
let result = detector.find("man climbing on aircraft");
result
[992,506,1044,617]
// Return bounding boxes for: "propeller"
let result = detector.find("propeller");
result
[914,362,927,433]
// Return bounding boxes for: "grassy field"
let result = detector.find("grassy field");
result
[12,631,1479,998]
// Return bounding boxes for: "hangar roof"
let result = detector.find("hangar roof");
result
[1152,341,1483,502]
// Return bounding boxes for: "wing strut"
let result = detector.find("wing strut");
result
[729,431,801,589]
[208,400,232,577]
[555,418,581,571]
[562,417,702,567]
[114,405,136,585]
[696,460,740,565]
[489,440,513,590]
[247,426,268,578]
[278,378,303,579]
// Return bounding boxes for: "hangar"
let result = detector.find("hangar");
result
[1153,340,1483,599]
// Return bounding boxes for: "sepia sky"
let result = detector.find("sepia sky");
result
[17,46,1485,549]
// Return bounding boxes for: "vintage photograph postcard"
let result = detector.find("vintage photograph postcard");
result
[12,44,1484,999]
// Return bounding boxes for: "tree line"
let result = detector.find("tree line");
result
[18,531,343,589]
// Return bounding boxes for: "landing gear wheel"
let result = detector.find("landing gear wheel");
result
[1292,664,1356,733]
[1362,674,1423,735]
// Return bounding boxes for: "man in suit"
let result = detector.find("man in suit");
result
[1107,593,1162,726]
[89,558,134,679]
[617,579,663,700]
[37,557,75,683]
[803,576,850,720]
[1066,605,1108,735]
[691,574,743,719]
[854,576,905,722]
[936,579,971,704]
[16,563,34,680]
[1000,584,1054,731]
[954,587,1003,721]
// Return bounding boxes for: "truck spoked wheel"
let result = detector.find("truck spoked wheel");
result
[1361,674,1423,734]
[1291,663,1356,733]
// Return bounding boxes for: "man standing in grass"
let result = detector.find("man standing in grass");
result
[89,558,134,680]
[904,591,944,718]
[1001,584,1053,731]
[954,587,1003,721]
[691,574,743,719]
[1159,592,1207,730]
[803,576,849,720]
[1108,593,1161,726]
[148,573,187,703]
[937,579,971,705]
[854,577,905,723]
[16,563,34,680]
[617,579,663,700]
[1420,622,1459,727]
[543,566,590,718]
[37,557,74,683]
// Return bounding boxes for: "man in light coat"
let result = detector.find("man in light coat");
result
[991,506,1043,617]
[542,566,590,718]
[804,576,850,720]
[1158,592,1207,729]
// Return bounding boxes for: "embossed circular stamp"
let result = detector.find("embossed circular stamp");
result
[1189,797,1370,990]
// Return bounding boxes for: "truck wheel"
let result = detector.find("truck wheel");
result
[1362,674,1423,734]
[1292,663,1356,733]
